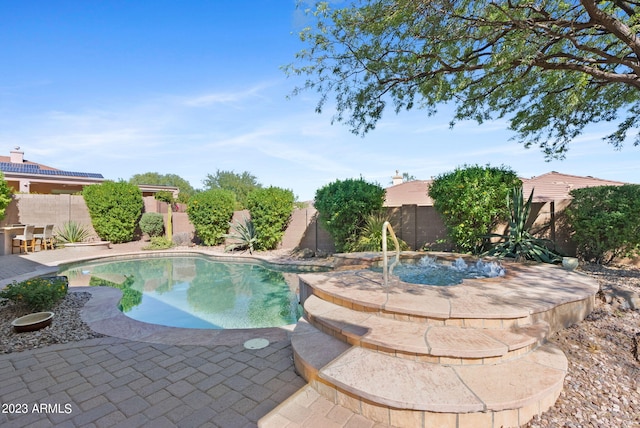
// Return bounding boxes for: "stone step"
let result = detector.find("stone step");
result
[291,321,567,427]
[304,295,549,363]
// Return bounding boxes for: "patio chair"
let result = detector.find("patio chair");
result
[12,224,36,254]
[35,224,55,250]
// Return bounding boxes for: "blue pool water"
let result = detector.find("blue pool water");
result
[373,256,505,286]
[59,256,316,329]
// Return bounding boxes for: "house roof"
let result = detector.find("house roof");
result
[522,171,626,202]
[384,171,628,207]
[385,180,434,207]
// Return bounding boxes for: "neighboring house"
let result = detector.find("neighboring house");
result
[0,147,104,194]
[383,171,629,254]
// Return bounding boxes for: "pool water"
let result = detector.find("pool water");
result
[373,256,505,286]
[59,256,310,329]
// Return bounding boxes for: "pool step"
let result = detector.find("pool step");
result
[289,320,567,428]
[304,294,549,364]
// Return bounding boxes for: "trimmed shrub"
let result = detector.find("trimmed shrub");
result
[186,189,236,245]
[428,164,521,254]
[0,171,12,221]
[247,187,295,251]
[314,178,386,252]
[139,212,165,238]
[566,184,640,264]
[83,181,143,243]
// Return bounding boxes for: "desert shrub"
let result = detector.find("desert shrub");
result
[348,212,409,252]
[429,164,521,254]
[0,172,12,221]
[55,221,92,243]
[247,187,295,250]
[566,184,640,264]
[315,178,386,252]
[0,276,68,311]
[186,189,236,245]
[83,181,143,243]
[143,236,174,250]
[139,212,165,238]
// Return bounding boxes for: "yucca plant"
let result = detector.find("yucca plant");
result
[55,221,92,244]
[223,217,257,254]
[484,187,562,263]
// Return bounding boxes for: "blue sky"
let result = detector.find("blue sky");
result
[1,1,638,201]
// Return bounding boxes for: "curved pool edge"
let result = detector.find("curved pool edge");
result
[76,286,295,347]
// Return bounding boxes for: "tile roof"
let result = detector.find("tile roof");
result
[522,171,626,202]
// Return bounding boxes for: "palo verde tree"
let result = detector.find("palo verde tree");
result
[203,170,262,210]
[288,0,640,158]
[429,165,521,254]
[129,172,195,203]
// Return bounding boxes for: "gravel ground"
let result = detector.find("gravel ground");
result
[1,262,639,426]
[0,292,104,354]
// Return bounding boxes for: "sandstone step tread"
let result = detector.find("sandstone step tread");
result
[318,344,567,413]
[305,294,547,359]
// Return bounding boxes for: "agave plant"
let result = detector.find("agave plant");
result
[223,216,257,254]
[55,221,92,244]
[484,187,562,263]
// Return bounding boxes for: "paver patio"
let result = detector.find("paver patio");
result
[0,244,370,428]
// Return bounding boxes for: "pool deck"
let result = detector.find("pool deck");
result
[0,244,599,427]
[1,243,377,428]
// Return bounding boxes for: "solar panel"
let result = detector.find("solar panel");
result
[0,162,103,179]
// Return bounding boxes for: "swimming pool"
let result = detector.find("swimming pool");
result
[59,256,319,329]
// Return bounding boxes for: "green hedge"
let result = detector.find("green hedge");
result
[428,165,521,254]
[314,178,385,252]
[187,189,236,245]
[82,181,143,243]
[566,184,640,264]
[247,186,295,250]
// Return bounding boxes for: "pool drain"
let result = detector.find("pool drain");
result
[244,338,269,350]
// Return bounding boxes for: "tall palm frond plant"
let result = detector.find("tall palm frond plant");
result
[484,187,562,263]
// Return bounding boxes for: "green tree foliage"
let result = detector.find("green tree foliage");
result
[139,212,165,238]
[82,181,143,243]
[565,185,640,264]
[129,172,195,203]
[428,165,521,254]
[0,172,12,220]
[247,187,295,251]
[203,170,262,209]
[186,189,236,246]
[314,178,386,252]
[289,0,640,158]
